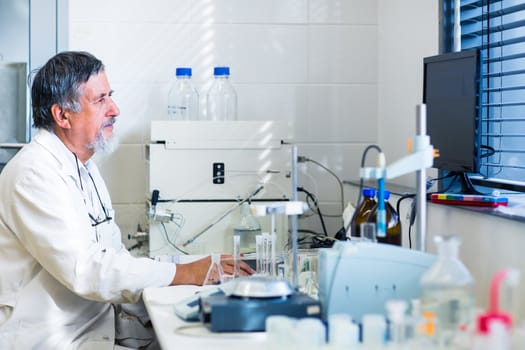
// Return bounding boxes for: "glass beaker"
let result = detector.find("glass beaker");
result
[223,235,241,283]
[360,222,377,242]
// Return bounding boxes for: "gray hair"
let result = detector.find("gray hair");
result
[30,51,105,130]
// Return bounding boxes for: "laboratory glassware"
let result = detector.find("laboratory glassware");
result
[360,222,377,242]
[351,187,376,238]
[420,235,475,348]
[167,67,199,120]
[203,253,224,285]
[233,202,261,254]
[206,66,237,120]
[367,190,402,246]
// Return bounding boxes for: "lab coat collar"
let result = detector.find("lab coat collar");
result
[32,129,90,185]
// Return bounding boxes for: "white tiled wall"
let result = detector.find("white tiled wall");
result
[69,0,385,240]
[68,0,525,320]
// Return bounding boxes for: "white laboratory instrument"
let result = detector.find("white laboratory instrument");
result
[318,241,436,323]
[147,120,293,257]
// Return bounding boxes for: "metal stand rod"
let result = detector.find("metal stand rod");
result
[291,145,299,289]
[415,104,427,252]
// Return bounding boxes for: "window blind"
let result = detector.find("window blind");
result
[449,0,525,189]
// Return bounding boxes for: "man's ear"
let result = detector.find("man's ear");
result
[51,104,71,129]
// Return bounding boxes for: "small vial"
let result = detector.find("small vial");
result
[328,314,359,348]
[266,316,296,350]
[295,318,326,348]
[362,314,387,349]
[385,300,408,347]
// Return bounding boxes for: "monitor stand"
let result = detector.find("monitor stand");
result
[448,171,485,195]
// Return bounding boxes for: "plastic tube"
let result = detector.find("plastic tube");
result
[477,268,520,334]
[376,153,387,238]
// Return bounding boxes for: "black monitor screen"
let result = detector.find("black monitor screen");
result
[423,49,481,173]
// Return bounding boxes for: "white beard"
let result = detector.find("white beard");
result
[92,132,118,154]
[87,118,118,155]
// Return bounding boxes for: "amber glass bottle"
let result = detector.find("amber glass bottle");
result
[351,188,377,238]
[368,190,402,246]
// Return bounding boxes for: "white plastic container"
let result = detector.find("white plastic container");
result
[206,66,237,121]
[167,67,199,120]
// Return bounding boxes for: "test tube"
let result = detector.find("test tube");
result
[255,235,263,274]
[233,235,240,278]
[270,232,276,277]
[262,232,270,275]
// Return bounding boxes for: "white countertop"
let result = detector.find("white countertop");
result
[143,285,268,350]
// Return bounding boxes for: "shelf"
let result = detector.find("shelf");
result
[0,143,26,148]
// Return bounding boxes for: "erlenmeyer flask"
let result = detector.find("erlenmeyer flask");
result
[203,253,224,285]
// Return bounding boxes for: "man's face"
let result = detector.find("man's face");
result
[69,71,120,154]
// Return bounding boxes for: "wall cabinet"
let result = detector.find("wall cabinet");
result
[0,0,68,171]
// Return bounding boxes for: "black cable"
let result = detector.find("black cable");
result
[395,193,416,220]
[426,173,460,196]
[297,230,335,248]
[299,156,345,225]
[297,187,328,236]
[408,224,413,249]
[480,144,496,158]
[346,145,383,236]
[395,193,416,249]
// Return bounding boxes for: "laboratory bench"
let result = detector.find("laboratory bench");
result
[143,285,268,350]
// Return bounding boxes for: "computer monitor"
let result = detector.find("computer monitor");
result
[423,49,482,193]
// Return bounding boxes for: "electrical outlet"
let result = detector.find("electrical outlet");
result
[213,162,225,184]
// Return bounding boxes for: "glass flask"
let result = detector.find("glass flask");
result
[420,235,475,348]
[233,202,261,254]
[203,253,224,285]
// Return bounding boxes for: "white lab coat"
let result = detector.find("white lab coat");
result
[0,130,176,349]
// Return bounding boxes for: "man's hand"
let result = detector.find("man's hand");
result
[170,254,254,286]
